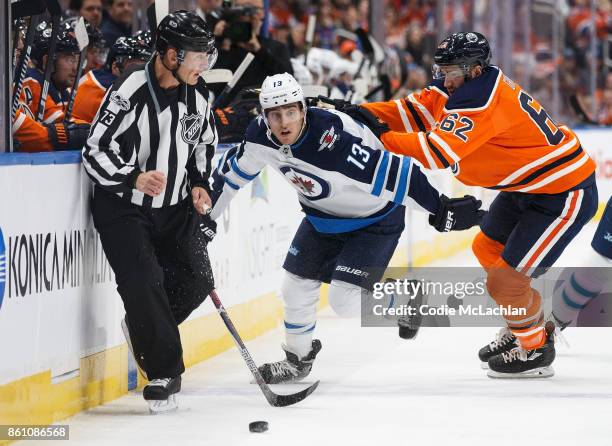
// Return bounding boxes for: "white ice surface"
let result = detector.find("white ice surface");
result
[19,223,612,446]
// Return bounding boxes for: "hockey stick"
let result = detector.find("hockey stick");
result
[353,28,374,81]
[208,290,319,407]
[303,14,316,67]
[63,17,89,123]
[36,0,62,122]
[201,69,234,84]
[213,53,255,109]
[11,14,41,121]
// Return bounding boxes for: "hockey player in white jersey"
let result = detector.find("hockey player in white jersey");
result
[208,73,484,384]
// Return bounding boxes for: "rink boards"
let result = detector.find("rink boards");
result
[0,130,610,431]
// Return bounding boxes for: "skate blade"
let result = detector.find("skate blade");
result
[480,361,489,370]
[148,395,178,414]
[487,366,554,379]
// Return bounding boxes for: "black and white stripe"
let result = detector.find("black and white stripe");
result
[83,56,218,208]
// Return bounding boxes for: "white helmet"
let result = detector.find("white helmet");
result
[259,73,307,144]
[259,72,306,111]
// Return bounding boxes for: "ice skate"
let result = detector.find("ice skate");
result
[259,340,322,384]
[478,327,517,369]
[143,376,181,413]
[487,323,556,379]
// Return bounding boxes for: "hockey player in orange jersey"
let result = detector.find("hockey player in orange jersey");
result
[356,32,598,378]
[21,21,81,124]
[13,106,90,152]
[72,34,153,123]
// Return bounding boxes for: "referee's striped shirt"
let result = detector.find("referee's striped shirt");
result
[82,56,218,208]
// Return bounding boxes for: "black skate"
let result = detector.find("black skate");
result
[121,316,148,379]
[143,376,181,413]
[487,323,556,379]
[478,327,517,369]
[259,340,322,384]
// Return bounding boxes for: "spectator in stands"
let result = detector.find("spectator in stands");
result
[315,0,336,49]
[69,0,104,27]
[100,0,133,48]
[212,0,293,103]
[196,0,226,40]
[597,87,612,125]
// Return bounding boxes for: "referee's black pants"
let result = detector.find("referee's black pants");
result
[92,188,215,380]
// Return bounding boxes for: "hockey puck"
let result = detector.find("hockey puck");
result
[249,421,269,433]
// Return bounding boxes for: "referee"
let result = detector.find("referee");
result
[82,11,218,413]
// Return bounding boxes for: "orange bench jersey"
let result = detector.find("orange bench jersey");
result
[20,68,68,124]
[72,69,117,123]
[13,107,54,152]
[363,66,595,194]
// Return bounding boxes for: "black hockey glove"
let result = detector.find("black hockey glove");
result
[198,214,217,243]
[316,95,390,139]
[46,122,91,150]
[429,195,485,232]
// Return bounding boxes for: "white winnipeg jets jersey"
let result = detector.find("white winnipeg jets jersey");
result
[210,107,441,233]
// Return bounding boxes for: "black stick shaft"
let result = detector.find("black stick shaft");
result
[36,14,60,122]
[12,15,40,121]
[63,47,87,123]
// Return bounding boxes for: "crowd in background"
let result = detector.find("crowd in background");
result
[10,0,612,153]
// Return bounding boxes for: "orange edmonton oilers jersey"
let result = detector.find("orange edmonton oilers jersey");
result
[362,66,595,194]
[20,68,68,124]
[13,107,54,152]
[72,69,117,123]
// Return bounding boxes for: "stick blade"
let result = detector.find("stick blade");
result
[266,380,320,407]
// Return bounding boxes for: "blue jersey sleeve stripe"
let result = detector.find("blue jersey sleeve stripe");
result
[231,156,259,181]
[393,157,412,203]
[371,151,390,196]
[224,177,240,190]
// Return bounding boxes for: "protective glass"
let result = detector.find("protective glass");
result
[182,48,218,72]
[431,64,469,81]
[266,106,303,126]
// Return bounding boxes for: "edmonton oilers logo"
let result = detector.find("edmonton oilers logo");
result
[0,227,5,309]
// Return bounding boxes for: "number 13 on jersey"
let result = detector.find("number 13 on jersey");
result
[347,143,371,169]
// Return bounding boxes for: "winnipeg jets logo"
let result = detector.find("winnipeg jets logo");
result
[318,126,338,151]
[180,112,204,145]
[279,166,331,201]
[291,174,316,194]
[466,32,478,42]
[604,232,612,243]
[110,91,130,111]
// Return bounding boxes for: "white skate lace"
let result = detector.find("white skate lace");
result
[501,346,528,363]
[269,361,299,378]
[148,378,171,387]
[553,326,570,348]
[490,327,514,350]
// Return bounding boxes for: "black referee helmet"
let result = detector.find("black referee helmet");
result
[156,10,215,56]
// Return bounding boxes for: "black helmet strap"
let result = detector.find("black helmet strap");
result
[159,47,187,85]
